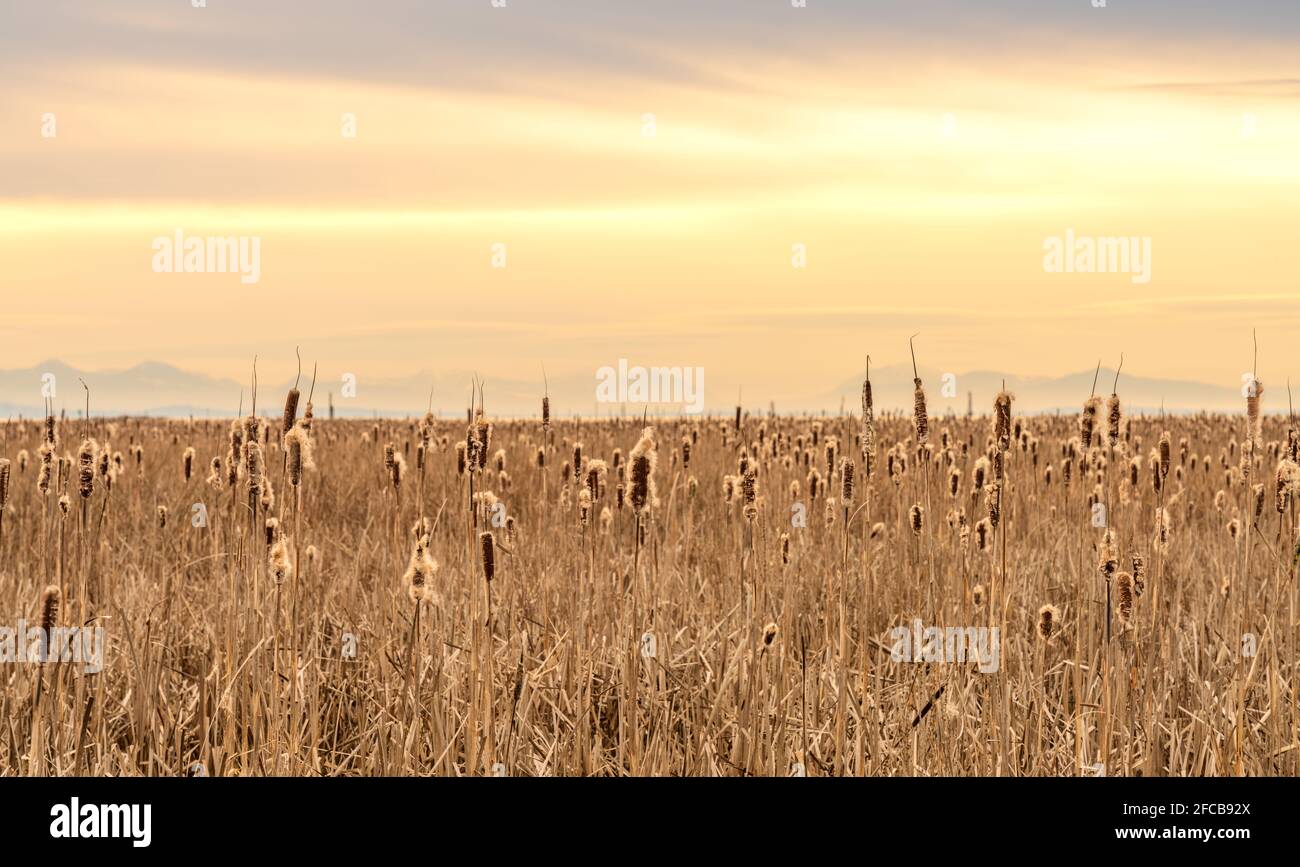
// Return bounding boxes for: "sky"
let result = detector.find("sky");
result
[1,0,1297,413]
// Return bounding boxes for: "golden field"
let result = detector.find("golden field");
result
[0,377,1296,777]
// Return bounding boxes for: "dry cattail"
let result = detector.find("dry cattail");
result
[1115,571,1134,625]
[1106,394,1121,447]
[780,532,790,564]
[480,530,496,581]
[285,426,306,486]
[861,372,875,477]
[1275,459,1300,513]
[1131,553,1146,597]
[39,585,60,662]
[984,482,1001,529]
[183,446,195,482]
[244,440,264,507]
[77,438,97,499]
[1037,604,1060,642]
[912,378,928,444]
[972,584,986,607]
[762,622,779,648]
[994,391,1013,451]
[282,387,300,435]
[909,503,924,535]
[1080,396,1101,451]
[1246,376,1263,444]
[840,458,855,506]
[402,535,437,602]
[628,427,657,514]
[157,504,168,529]
[0,458,9,508]
[269,535,293,584]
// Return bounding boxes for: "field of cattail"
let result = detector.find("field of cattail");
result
[0,363,1297,777]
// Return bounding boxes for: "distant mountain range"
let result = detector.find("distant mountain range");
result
[0,359,1256,419]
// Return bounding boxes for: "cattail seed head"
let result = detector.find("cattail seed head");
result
[1037,604,1060,642]
[1106,394,1121,447]
[480,531,496,581]
[269,535,293,584]
[628,427,657,514]
[1115,571,1134,625]
[403,534,438,602]
[912,378,928,443]
[993,391,1014,451]
[39,585,60,661]
[283,387,300,435]
[1080,396,1101,451]
[77,438,97,498]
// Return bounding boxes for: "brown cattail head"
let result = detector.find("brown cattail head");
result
[1037,604,1060,642]
[285,426,307,486]
[77,438,97,498]
[840,457,855,505]
[1131,553,1146,596]
[1276,459,1300,513]
[780,532,790,565]
[972,584,986,607]
[913,378,928,443]
[1158,432,1171,480]
[1115,571,1134,625]
[0,458,9,507]
[993,391,1014,451]
[909,503,924,535]
[1106,394,1121,447]
[244,440,264,503]
[157,504,168,528]
[1080,396,1101,451]
[762,622,779,648]
[283,387,300,435]
[861,375,875,477]
[542,396,550,431]
[39,584,60,661]
[984,481,1001,529]
[183,446,195,482]
[1246,376,1263,443]
[628,427,657,513]
[480,530,496,581]
[476,418,492,469]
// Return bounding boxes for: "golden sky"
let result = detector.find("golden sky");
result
[1,1,1297,412]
